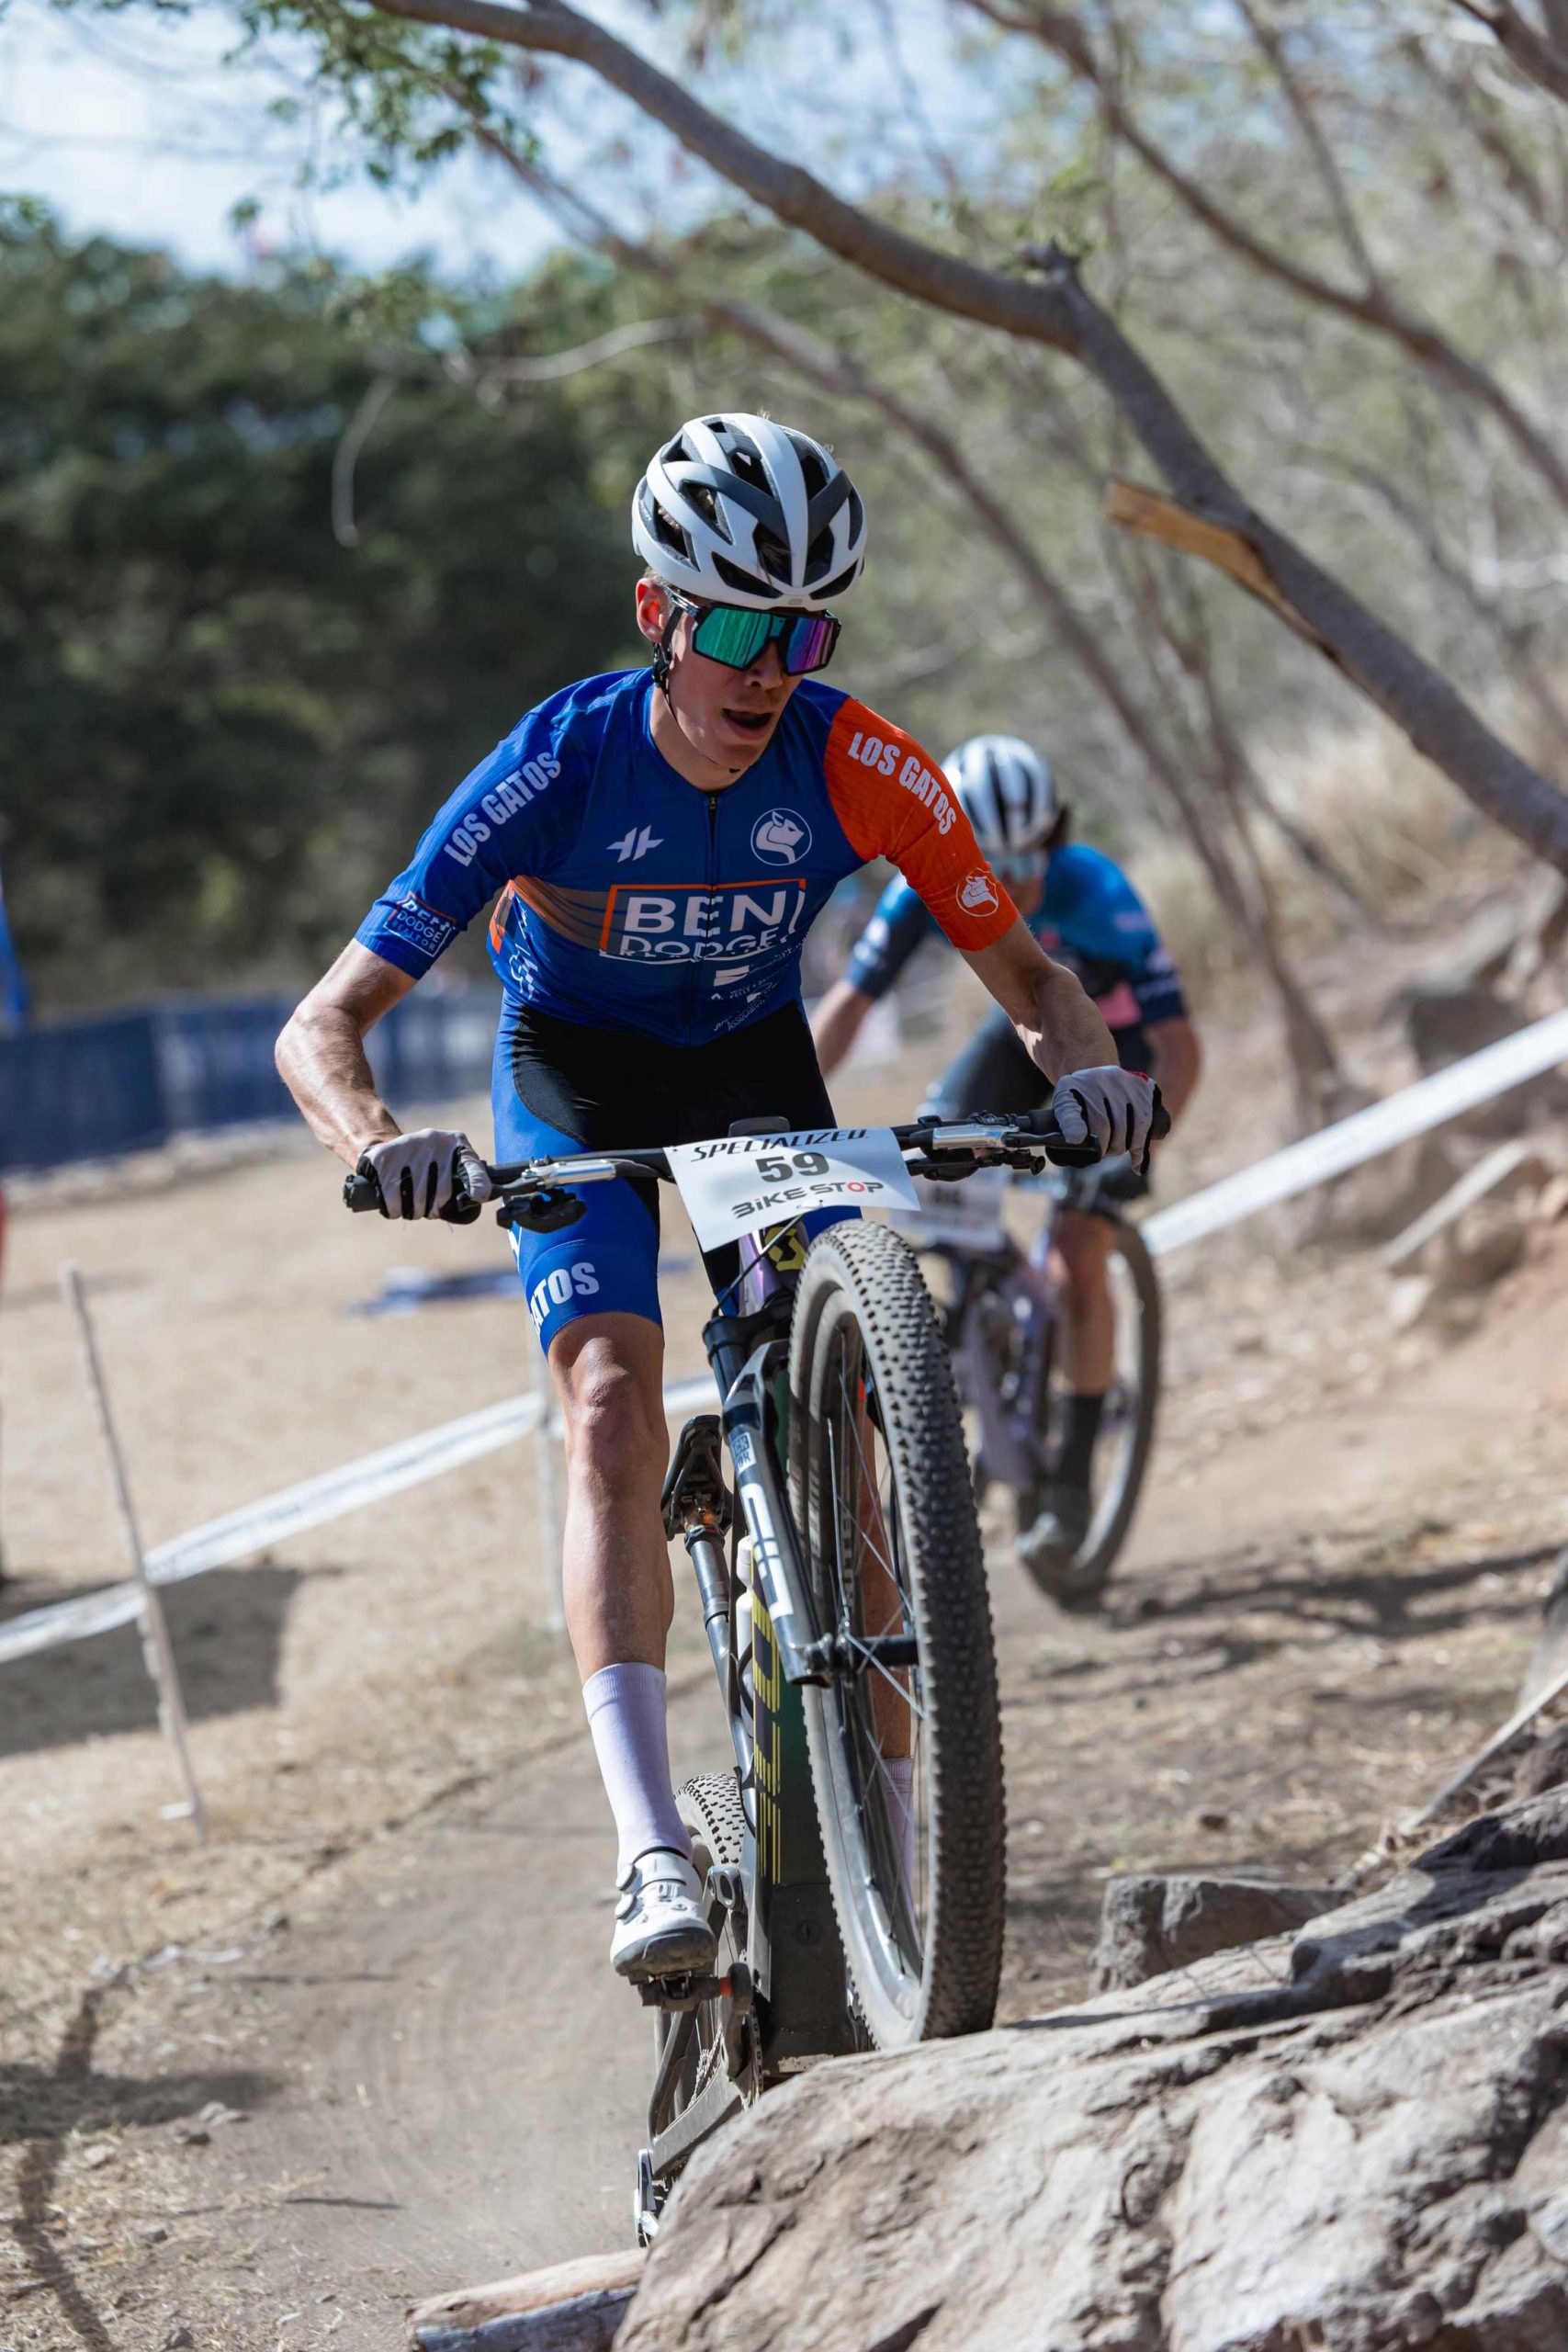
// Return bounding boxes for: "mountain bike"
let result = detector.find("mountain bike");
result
[904,1154,1161,1610]
[347,1106,1102,2242]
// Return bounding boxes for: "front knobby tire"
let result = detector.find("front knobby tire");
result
[789,1221,1004,2050]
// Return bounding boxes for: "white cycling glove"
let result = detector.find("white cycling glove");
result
[1052,1068,1160,1171]
[358,1128,492,1221]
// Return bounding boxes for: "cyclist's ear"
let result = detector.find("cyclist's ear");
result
[635,573,672,645]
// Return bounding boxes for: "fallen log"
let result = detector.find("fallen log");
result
[408,2249,643,2352]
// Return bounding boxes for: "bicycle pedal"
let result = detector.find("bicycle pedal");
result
[635,1970,730,2012]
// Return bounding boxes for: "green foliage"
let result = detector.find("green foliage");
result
[0,215,672,1006]
[229,0,518,187]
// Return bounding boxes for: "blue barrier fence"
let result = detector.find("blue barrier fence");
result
[0,986,500,1177]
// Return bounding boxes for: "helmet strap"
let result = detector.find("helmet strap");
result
[651,603,679,699]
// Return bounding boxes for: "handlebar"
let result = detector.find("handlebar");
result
[342,1101,1170,1220]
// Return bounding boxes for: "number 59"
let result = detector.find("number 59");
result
[756,1149,829,1182]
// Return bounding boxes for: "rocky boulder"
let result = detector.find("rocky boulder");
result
[621,1790,1568,2352]
[1090,1872,1340,1993]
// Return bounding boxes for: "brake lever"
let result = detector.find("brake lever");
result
[904,1151,983,1183]
[495,1187,587,1235]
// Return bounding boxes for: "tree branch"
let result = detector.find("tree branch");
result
[332,372,398,548]
[375,0,1092,346]
[1234,0,1379,288]
[1452,0,1568,106]
[463,314,694,383]
[358,0,1568,874]
[966,0,1568,517]
[1404,33,1566,255]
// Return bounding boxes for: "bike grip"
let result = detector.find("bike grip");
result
[343,1169,383,1214]
[436,1184,485,1227]
[1150,1100,1172,1142]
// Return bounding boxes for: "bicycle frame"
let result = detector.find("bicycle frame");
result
[643,1229,860,2203]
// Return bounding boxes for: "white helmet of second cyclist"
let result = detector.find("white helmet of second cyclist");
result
[944,735,1057,856]
[632,413,867,611]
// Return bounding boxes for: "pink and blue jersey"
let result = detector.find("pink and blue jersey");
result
[846,841,1186,1051]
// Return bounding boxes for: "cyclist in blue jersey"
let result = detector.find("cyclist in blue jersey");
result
[815,735,1201,1579]
[276,416,1161,1984]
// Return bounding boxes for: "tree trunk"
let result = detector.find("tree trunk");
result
[369,0,1568,875]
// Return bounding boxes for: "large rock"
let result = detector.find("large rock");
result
[621,1790,1568,2352]
[1091,1872,1341,1992]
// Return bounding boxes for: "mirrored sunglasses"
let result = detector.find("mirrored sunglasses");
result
[672,592,841,677]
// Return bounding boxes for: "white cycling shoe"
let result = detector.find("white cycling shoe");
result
[610,1848,717,1983]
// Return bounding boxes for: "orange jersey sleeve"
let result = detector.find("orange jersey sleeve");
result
[824,698,1018,952]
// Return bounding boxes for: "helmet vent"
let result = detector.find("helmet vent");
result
[650,501,694,561]
[713,551,781,599]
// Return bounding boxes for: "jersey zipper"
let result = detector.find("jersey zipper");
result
[688,790,721,1046]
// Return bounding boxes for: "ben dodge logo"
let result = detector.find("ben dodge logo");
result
[752,809,811,865]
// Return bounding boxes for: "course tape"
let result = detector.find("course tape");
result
[6,1001,1564,1671]
[1141,1002,1568,1260]
[0,1372,717,1669]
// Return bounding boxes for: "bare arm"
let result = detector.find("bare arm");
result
[276,942,415,1168]
[1145,1014,1202,1124]
[963,918,1118,1081]
[811,977,877,1079]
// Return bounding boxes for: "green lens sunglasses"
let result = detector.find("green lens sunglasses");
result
[669,589,841,677]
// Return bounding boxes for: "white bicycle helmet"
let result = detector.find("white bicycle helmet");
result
[632,412,867,610]
[944,735,1057,854]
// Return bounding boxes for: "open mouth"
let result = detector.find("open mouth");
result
[723,705,775,736]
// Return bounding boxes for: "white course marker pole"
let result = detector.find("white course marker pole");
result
[533,1343,565,1633]
[62,1263,209,1844]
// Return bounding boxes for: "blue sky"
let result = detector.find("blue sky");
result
[0,0,1002,277]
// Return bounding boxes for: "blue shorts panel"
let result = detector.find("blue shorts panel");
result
[490,1000,859,1353]
[493,1038,663,1351]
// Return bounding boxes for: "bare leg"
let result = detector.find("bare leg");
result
[549,1311,672,1676]
[1053,1208,1115,1396]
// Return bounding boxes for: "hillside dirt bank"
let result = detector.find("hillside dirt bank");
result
[3,944,1566,2348]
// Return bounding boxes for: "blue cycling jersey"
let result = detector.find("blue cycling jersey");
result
[357,668,1015,1048]
[845,840,1186,1037]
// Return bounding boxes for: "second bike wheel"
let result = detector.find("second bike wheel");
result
[789,1220,1004,2050]
[1017,1217,1162,1602]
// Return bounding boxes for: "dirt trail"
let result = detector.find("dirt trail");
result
[3,994,1566,2349]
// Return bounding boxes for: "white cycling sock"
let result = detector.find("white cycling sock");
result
[582,1662,691,1881]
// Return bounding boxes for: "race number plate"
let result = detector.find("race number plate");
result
[667,1126,921,1250]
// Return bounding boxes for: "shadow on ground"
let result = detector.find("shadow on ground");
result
[1107,1535,1556,1653]
[0,1563,331,1756]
